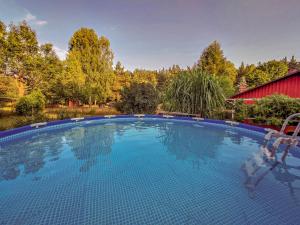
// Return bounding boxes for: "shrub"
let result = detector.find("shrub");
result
[15,90,46,116]
[253,94,300,119]
[118,82,159,114]
[231,94,300,125]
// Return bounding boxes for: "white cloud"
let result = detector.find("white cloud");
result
[24,11,48,27]
[53,46,67,60]
[24,12,36,21]
[35,20,48,26]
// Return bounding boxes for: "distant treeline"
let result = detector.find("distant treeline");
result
[0,20,299,105]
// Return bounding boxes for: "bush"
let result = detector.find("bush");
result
[118,82,159,114]
[231,94,300,125]
[16,90,46,116]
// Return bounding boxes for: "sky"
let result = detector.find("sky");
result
[0,0,300,71]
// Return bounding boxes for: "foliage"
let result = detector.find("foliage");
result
[196,41,237,97]
[164,69,225,117]
[237,60,289,89]
[0,75,19,99]
[67,28,115,104]
[288,56,300,71]
[246,69,270,87]
[257,60,288,80]
[57,51,86,103]
[0,21,6,73]
[15,90,46,115]
[118,82,159,114]
[252,94,300,121]
[132,69,157,86]
[232,95,300,126]
[112,61,132,101]
[6,21,39,79]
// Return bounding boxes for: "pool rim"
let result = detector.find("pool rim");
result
[0,114,268,140]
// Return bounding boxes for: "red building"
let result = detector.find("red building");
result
[230,70,300,103]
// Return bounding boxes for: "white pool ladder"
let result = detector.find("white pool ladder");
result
[262,113,300,162]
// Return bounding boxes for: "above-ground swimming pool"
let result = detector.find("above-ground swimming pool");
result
[0,116,300,225]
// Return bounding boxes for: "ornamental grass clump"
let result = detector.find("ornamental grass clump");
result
[164,69,225,117]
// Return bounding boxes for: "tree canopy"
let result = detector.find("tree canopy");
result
[196,41,237,97]
[0,20,298,111]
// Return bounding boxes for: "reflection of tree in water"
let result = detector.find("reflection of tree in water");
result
[157,123,226,161]
[66,124,117,172]
[272,162,300,203]
[224,129,262,146]
[0,133,64,181]
[242,148,300,201]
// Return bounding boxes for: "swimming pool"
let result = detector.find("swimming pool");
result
[0,117,300,225]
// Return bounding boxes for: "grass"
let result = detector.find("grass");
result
[0,106,121,131]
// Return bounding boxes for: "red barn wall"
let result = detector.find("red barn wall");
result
[232,75,300,99]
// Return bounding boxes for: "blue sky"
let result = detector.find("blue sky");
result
[1,0,300,71]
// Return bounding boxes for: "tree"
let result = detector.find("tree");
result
[246,69,269,87]
[0,75,19,99]
[288,56,300,71]
[197,41,237,97]
[0,21,6,73]
[156,65,181,92]
[132,69,157,86]
[38,43,63,102]
[119,82,159,114]
[112,61,132,101]
[164,69,225,117]
[57,51,85,103]
[6,21,39,79]
[257,60,288,80]
[67,28,115,104]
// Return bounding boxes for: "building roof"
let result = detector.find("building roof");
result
[230,70,300,99]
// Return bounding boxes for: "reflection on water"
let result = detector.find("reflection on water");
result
[1,118,300,205]
[157,122,225,161]
[0,133,64,181]
[242,146,300,201]
[66,124,116,172]
[0,123,119,180]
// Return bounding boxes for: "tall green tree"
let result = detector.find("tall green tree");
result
[112,61,132,101]
[38,43,63,102]
[6,21,39,80]
[197,41,237,97]
[67,28,115,104]
[57,51,85,103]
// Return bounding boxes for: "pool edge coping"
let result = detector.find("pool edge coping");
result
[0,114,267,140]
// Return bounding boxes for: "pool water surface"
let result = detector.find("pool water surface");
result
[0,118,300,225]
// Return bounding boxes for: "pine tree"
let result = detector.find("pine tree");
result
[288,56,299,71]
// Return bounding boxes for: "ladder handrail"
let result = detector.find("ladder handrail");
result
[279,113,300,135]
[292,122,300,138]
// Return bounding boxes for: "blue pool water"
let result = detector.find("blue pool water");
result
[0,118,300,225]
